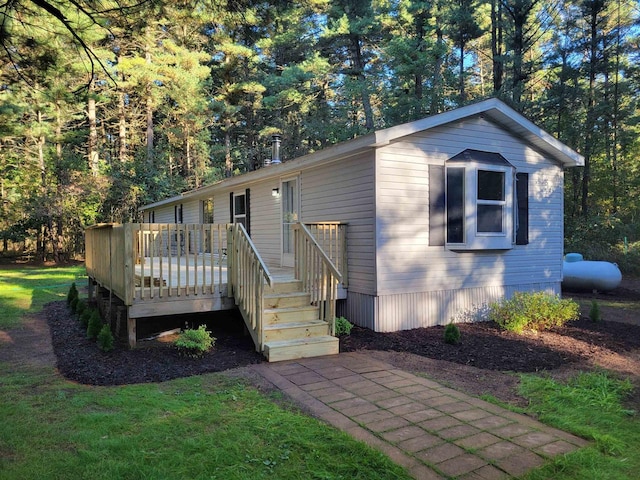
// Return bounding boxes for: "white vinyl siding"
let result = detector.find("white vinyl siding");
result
[181,200,200,224]
[247,182,281,266]
[153,206,175,223]
[374,117,564,318]
[373,281,560,332]
[301,152,376,295]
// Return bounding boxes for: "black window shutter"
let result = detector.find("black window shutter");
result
[429,165,445,246]
[446,168,465,243]
[245,188,251,236]
[516,173,529,245]
[229,192,234,223]
[174,205,177,223]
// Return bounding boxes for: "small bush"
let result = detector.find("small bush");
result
[86,310,103,340]
[97,324,114,352]
[76,300,87,317]
[334,316,353,336]
[489,291,579,334]
[444,323,461,344]
[589,300,601,322]
[79,309,92,327]
[174,325,215,357]
[70,296,79,313]
[67,283,78,305]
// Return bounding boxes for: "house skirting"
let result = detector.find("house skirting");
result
[344,282,561,332]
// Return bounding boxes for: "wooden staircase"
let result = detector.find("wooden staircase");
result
[262,279,339,362]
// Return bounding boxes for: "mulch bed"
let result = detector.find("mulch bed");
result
[47,302,262,386]
[340,320,640,373]
[47,299,640,386]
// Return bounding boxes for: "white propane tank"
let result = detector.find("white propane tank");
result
[562,253,622,291]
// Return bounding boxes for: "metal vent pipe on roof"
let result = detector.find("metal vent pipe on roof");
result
[271,134,282,164]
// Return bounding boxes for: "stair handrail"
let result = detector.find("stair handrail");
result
[294,222,342,335]
[228,223,272,352]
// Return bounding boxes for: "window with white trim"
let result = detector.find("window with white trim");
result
[445,151,514,250]
[233,193,247,229]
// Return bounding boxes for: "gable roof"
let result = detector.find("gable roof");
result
[141,98,584,211]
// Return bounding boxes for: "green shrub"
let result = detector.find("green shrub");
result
[334,316,353,336]
[79,308,92,327]
[67,282,78,305]
[97,324,114,352]
[70,296,79,313]
[76,300,87,317]
[589,300,601,322]
[489,291,579,334]
[86,310,103,340]
[174,325,215,357]
[444,323,461,344]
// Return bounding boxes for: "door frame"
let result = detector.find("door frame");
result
[280,175,300,268]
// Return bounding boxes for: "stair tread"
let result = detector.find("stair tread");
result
[264,335,337,348]
[263,291,309,298]
[264,320,327,330]
[264,305,318,313]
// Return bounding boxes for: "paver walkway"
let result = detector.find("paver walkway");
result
[252,352,589,479]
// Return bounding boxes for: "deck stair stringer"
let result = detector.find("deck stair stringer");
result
[260,280,338,362]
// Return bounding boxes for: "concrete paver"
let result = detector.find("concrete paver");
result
[251,352,588,479]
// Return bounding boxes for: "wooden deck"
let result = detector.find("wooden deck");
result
[85,222,346,361]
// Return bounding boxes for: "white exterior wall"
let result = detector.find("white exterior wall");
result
[247,181,281,266]
[212,181,281,267]
[370,116,565,331]
[301,152,376,295]
[152,205,175,223]
[182,199,200,224]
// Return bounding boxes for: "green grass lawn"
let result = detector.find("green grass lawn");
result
[0,265,411,480]
[0,264,86,329]
[521,372,639,480]
[1,265,638,479]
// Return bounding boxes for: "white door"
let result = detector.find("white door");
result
[281,178,299,267]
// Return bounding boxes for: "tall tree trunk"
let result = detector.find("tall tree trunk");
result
[224,117,232,177]
[512,13,525,105]
[119,92,127,163]
[610,0,621,213]
[582,1,602,216]
[430,21,445,114]
[146,94,154,164]
[88,79,99,176]
[145,33,154,164]
[491,0,504,94]
[51,102,64,263]
[459,43,466,102]
[429,1,446,115]
[414,11,426,116]
[349,33,374,131]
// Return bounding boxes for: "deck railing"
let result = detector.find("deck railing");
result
[294,223,343,335]
[304,223,347,288]
[85,223,228,305]
[228,223,272,352]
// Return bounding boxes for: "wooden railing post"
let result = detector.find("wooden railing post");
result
[124,224,134,306]
[293,223,343,335]
[227,223,272,353]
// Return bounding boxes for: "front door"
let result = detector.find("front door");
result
[281,177,299,267]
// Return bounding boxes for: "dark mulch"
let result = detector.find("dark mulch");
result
[340,319,640,373]
[48,295,640,387]
[47,302,263,386]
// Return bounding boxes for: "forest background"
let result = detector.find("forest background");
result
[0,0,639,272]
